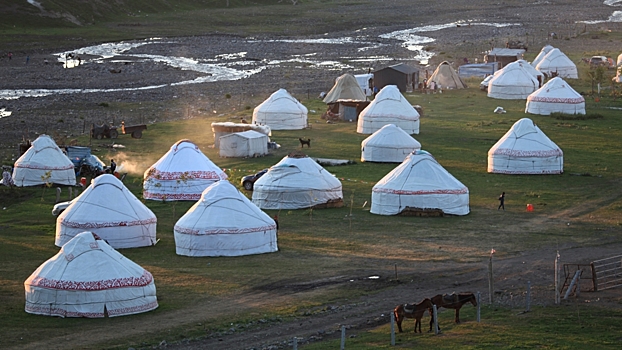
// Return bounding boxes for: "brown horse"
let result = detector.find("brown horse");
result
[394,298,433,333]
[429,292,477,332]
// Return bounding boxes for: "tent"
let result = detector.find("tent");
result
[56,174,157,248]
[355,73,374,96]
[525,77,585,115]
[25,231,158,318]
[323,74,367,104]
[488,118,563,174]
[361,124,421,163]
[535,48,578,79]
[618,53,622,67]
[252,88,308,130]
[427,61,467,89]
[174,181,278,257]
[143,139,227,201]
[12,134,75,187]
[487,61,540,99]
[530,45,554,68]
[211,122,271,148]
[357,85,420,134]
[371,150,469,216]
[252,154,343,209]
[219,130,269,158]
[515,59,544,84]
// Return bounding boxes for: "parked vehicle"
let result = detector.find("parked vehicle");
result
[241,169,268,191]
[52,199,73,216]
[91,121,147,139]
[65,146,106,177]
[589,56,614,69]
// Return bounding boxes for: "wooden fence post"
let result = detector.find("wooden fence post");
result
[293,337,298,350]
[488,249,495,304]
[476,292,481,322]
[390,312,395,346]
[590,262,598,292]
[555,251,561,305]
[340,325,346,350]
[526,281,531,312]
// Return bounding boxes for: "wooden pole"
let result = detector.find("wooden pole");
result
[340,325,346,349]
[555,251,560,305]
[488,252,494,304]
[591,262,598,292]
[293,337,298,350]
[564,270,582,300]
[476,292,481,322]
[526,281,531,312]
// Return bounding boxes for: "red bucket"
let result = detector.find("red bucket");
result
[80,177,87,187]
[526,204,534,212]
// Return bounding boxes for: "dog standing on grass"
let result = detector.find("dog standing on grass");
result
[299,138,311,148]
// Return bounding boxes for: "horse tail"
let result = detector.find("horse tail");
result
[393,305,401,322]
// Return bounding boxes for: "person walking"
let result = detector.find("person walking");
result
[109,159,116,174]
[498,192,505,210]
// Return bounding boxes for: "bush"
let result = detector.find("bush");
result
[549,112,603,120]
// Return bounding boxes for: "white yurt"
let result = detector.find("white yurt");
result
[12,134,76,187]
[487,61,540,99]
[531,45,554,68]
[427,61,467,89]
[356,85,420,134]
[488,118,563,174]
[25,231,158,318]
[252,154,343,210]
[525,77,585,115]
[174,181,278,257]
[143,140,227,201]
[219,130,269,158]
[535,48,578,79]
[56,174,157,248]
[323,73,367,104]
[252,88,308,130]
[515,59,544,86]
[617,53,622,67]
[361,124,421,163]
[371,150,469,216]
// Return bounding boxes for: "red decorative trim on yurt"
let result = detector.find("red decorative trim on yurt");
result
[372,187,468,195]
[491,148,562,157]
[25,305,104,318]
[107,300,159,316]
[143,191,201,200]
[489,169,562,175]
[28,270,153,291]
[145,169,225,181]
[59,217,157,229]
[526,96,584,104]
[174,224,277,235]
[14,164,74,170]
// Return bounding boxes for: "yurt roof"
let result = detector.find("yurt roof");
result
[145,139,227,180]
[488,118,562,157]
[527,77,584,103]
[323,74,367,103]
[361,124,421,148]
[359,85,420,119]
[254,88,308,114]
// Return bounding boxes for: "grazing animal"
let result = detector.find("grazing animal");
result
[394,298,433,333]
[299,137,311,148]
[240,118,249,124]
[429,292,477,332]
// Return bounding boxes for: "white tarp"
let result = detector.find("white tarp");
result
[323,74,367,103]
[12,134,76,187]
[252,155,343,209]
[252,88,308,130]
[488,118,563,175]
[361,124,421,163]
[371,150,469,216]
[525,77,585,115]
[531,45,554,68]
[174,181,278,257]
[535,48,578,79]
[143,140,227,201]
[219,130,268,158]
[357,85,420,134]
[25,232,158,318]
[487,61,540,99]
[56,174,157,248]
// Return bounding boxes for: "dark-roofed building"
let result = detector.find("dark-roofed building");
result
[485,48,525,68]
[373,63,420,93]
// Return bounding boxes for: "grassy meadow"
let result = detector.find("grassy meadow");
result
[1,60,622,348]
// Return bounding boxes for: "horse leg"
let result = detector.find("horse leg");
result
[396,317,403,333]
[455,308,461,324]
[415,317,422,333]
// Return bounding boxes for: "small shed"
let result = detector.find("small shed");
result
[324,99,370,122]
[485,48,525,68]
[373,63,420,92]
[219,130,268,158]
[211,122,271,148]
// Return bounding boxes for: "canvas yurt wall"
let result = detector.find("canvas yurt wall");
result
[525,77,585,115]
[56,174,157,248]
[12,134,76,187]
[174,181,278,257]
[356,85,420,134]
[323,74,367,104]
[252,89,308,130]
[25,232,158,318]
[219,130,269,158]
[487,61,539,99]
[427,61,467,89]
[535,48,578,79]
[371,150,469,216]
[143,139,227,201]
[488,118,563,174]
[361,124,421,163]
[252,154,343,210]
